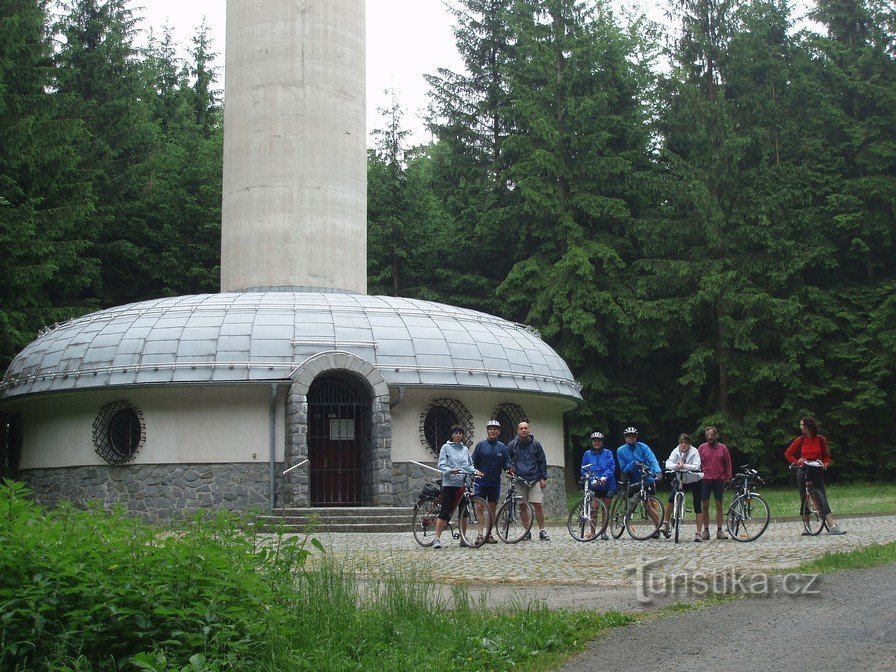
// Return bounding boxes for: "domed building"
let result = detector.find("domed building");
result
[0,0,582,520]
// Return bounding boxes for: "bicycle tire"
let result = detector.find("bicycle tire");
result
[726,493,770,542]
[609,492,627,539]
[625,495,663,541]
[673,493,683,544]
[411,497,440,547]
[495,497,532,543]
[803,488,825,536]
[458,496,492,548]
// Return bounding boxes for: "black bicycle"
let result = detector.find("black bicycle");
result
[623,462,663,541]
[725,465,771,542]
[411,471,492,548]
[494,475,533,543]
[607,478,629,539]
[790,463,827,535]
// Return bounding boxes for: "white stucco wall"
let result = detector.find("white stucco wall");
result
[11,385,286,469]
[389,388,570,467]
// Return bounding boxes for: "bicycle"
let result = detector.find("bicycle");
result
[411,470,492,548]
[725,465,771,542]
[607,478,629,539]
[567,471,610,542]
[623,462,663,540]
[790,462,827,535]
[494,475,533,543]
[664,469,700,544]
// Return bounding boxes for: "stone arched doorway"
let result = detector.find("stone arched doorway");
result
[307,373,369,505]
[284,351,393,508]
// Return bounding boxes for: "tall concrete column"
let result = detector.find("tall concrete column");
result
[221,0,367,294]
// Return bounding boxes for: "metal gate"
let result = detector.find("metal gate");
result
[308,374,369,506]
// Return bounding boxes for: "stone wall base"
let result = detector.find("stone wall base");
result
[20,464,272,523]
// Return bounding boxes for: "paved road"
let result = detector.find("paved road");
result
[305,514,896,612]
[554,562,896,672]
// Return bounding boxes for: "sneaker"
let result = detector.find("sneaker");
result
[485,535,498,544]
[716,529,728,540]
[539,529,551,541]
[701,529,710,541]
[523,531,532,541]
[475,535,484,546]
[828,525,846,535]
[662,523,671,539]
[432,538,442,549]
[600,533,610,541]
[650,530,661,539]
[694,532,702,543]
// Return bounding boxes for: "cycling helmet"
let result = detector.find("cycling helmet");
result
[623,426,638,436]
[590,431,604,440]
[485,419,501,428]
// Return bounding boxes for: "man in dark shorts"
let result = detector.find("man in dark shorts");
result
[472,419,511,543]
[698,426,732,540]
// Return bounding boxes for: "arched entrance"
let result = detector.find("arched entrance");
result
[307,373,370,506]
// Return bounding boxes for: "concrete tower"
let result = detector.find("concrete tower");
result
[221,0,367,294]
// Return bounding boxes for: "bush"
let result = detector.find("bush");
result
[0,480,317,671]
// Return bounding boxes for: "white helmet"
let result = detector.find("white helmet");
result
[623,426,638,436]
[590,431,604,440]
[485,419,501,428]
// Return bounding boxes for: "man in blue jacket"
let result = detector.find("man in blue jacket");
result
[580,431,617,539]
[616,426,663,537]
[507,421,550,541]
[472,419,511,543]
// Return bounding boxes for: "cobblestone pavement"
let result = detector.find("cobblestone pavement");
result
[298,514,896,610]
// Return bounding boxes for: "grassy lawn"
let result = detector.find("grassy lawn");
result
[565,480,896,519]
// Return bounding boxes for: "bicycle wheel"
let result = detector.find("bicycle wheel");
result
[609,492,627,539]
[625,495,663,541]
[673,494,683,544]
[411,497,440,547]
[726,493,770,542]
[458,496,492,548]
[803,489,825,536]
[495,497,532,543]
[567,495,607,542]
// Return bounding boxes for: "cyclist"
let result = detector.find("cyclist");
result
[472,419,511,543]
[784,416,846,535]
[616,427,663,537]
[698,426,732,540]
[580,431,617,540]
[432,425,483,548]
[662,433,704,542]
[507,421,550,541]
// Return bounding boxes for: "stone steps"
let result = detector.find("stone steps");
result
[257,506,415,533]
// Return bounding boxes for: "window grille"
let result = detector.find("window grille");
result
[420,398,473,456]
[93,401,145,464]
[493,403,528,445]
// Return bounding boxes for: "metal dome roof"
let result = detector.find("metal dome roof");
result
[1,293,582,402]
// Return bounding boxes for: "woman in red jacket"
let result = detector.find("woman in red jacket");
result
[784,417,846,535]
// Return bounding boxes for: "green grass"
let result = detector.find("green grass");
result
[565,480,896,519]
[795,540,896,573]
[0,480,634,672]
[758,480,896,517]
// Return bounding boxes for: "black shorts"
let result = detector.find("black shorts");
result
[669,481,702,513]
[701,480,725,502]
[475,483,500,503]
